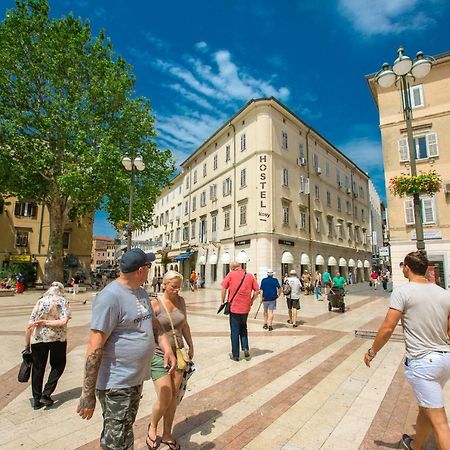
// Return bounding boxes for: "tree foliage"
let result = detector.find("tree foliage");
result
[0,0,174,280]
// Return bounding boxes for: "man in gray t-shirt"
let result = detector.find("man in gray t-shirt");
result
[77,249,176,450]
[363,251,450,450]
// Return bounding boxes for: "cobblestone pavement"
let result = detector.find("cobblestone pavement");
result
[0,283,444,449]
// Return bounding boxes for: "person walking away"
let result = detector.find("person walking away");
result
[370,270,379,290]
[146,271,194,450]
[322,269,331,300]
[381,270,389,291]
[189,270,197,292]
[157,276,162,292]
[72,273,81,296]
[77,248,176,450]
[364,251,450,450]
[259,270,281,331]
[221,261,259,361]
[348,272,353,285]
[285,270,302,327]
[301,270,312,295]
[25,281,70,409]
[314,271,323,301]
[152,275,158,293]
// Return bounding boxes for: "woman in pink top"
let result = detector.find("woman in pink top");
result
[221,261,259,361]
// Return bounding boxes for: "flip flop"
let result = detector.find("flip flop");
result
[161,439,180,450]
[146,435,159,449]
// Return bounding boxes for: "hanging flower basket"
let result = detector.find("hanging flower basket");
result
[389,170,442,197]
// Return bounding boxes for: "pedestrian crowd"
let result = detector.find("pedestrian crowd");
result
[19,249,450,449]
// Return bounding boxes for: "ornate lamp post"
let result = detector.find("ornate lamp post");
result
[121,155,145,250]
[375,48,433,255]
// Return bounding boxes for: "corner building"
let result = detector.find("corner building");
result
[137,98,372,288]
[367,52,450,288]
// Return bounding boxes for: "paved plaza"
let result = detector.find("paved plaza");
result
[0,283,445,449]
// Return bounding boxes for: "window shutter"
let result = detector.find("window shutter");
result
[398,138,409,162]
[304,178,310,195]
[299,176,305,193]
[427,133,438,157]
[404,198,415,225]
[422,197,435,224]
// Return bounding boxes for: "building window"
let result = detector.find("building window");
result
[398,132,439,162]
[182,224,189,241]
[346,201,351,214]
[327,218,333,237]
[281,131,288,149]
[361,208,365,222]
[313,153,319,169]
[315,216,321,233]
[226,145,231,162]
[191,221,196,239]
[282,168,289,186]
[200,191,206,207]
[336,169,341,187]
[354,206,358,219]
[224,209,230,230]
[211,215,217,240]
[326,191,331,207]
[282,206,289,224]
[186,177,190,189]
[240,168,247,188]
[345,175,350,190]
[223,177,232,196]
[359,186,364,199]
[362,229,367,245]
[337,197,342,212]
[314,185,320,200]
[348,224,353,240]
[213,154,218,170]
[184,201,189,216]
[203,162,207,177]
[404,196,436,225]
[193,170,198,184]
[300,211,306,230]
[325,161,330,177]
[210,184,217,201]
[239,204,247,226]
[298,143,305,159]
[175,228,180,242]
[15,202,37,218]
[410,84,424,108]
[15,230,29,247]
[240,133,247,152]
[192,196,197,211]
[63,231,70,249]
[337,221,344,239]
[199,218,207,243]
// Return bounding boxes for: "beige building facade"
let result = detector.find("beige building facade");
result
[0,198,93,282]
[91,236,116,270]
[367,52,450,288]
[135,98,372,288]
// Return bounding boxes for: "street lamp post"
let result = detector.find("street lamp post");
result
[121,155,145,250]
[375,47,434,255]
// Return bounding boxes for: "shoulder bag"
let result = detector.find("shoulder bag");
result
[160,298,189,371]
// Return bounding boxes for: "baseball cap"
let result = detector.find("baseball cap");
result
[289,269,297,275]
[120,248,155,273]
[267,269,274,275]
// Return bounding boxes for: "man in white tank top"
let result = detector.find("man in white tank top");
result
[364,251,450,450]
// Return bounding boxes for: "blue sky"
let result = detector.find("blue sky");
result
[3,0,450,237]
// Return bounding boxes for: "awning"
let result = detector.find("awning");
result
[281,251,294,264]
[357,259,363,268]
[338,257,347,267]
[237,250,249,264]
[328,256,337,266]
[221,252,231,264]
[199,255,206,265]
[208,253,218,264]
[300,253,310,265]
[315,254,325,265]
[364,259,371,268]
[348,258,356,267]
[174,252,193,261]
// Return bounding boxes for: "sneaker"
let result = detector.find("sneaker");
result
[263,324,268,329]
[33,400,43,410]
[268,326,273,331]
[401,434,413,450]
[230,356,239,362]
[40,396,54,407]
[244,349,250,358]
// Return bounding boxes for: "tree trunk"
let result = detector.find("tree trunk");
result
[44,195,66,284]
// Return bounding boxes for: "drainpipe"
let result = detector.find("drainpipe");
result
[305,128,312,271]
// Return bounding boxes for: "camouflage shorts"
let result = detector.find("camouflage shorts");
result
[97,385,143,450]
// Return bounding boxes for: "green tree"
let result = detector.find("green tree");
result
[0,0,174,282]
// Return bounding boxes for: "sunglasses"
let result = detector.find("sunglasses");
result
[399,262,404,268]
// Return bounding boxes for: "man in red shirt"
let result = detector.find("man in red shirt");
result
[221,261,259,361]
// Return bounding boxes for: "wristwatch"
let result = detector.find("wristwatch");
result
[367,348,377,358]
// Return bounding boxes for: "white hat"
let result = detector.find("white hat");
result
[289,269,297,275]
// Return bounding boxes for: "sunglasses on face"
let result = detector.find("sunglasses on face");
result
[399,262,404,268]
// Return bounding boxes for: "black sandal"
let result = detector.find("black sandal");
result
[161,439,180,450]
[146,424,159,449]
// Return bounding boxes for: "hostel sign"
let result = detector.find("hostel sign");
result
[259,154,270,222]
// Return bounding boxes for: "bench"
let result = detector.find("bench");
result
[0,289,15,297]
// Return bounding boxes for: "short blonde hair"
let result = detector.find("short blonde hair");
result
[43,281,65,297]
[162,270,183,284]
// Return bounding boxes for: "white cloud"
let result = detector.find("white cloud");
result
[338,137,384,172]
[143,32,170,51]
[338,0,436,36]
[195,41,209,52]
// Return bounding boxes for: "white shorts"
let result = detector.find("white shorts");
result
[404,351,450,408]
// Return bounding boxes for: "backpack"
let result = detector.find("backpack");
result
[282,281,292,296]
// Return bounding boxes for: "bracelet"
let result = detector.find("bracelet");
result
[367,348,377,358]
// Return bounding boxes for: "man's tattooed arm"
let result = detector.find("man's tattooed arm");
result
[77,330,107,419]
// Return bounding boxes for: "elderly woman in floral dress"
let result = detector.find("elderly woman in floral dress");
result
[25,281,71,409]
